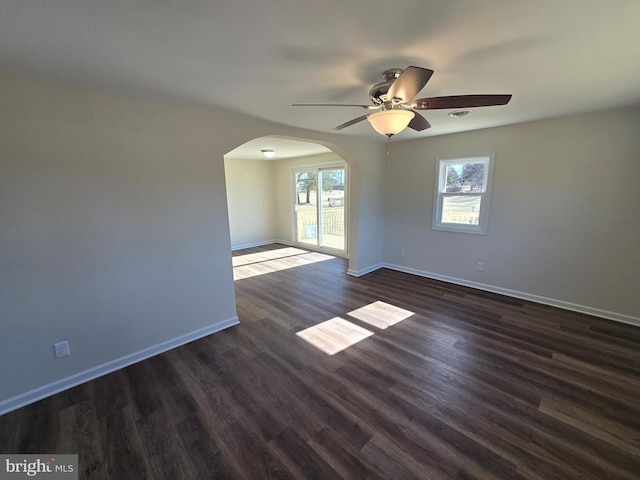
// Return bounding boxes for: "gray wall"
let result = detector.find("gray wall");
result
[0,73,386,409]
[224,157,279,248]
[383,107,640,323]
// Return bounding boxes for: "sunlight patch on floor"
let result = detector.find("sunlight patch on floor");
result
[232,247,311,267]
[233,248,334,280]
[347,301,415,329]
[296,317,374,355]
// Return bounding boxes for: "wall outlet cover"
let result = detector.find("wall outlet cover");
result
[54,341,70,359]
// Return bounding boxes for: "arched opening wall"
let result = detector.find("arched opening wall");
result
[0,73,386,412]
[224,136,351,259]
[219,130,386,277]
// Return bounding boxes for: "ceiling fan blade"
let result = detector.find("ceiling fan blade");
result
[386,66,434,103]
[293,103,379,110]
[407,112,431,131]
[331,114,370,131]
[411,94,512,110]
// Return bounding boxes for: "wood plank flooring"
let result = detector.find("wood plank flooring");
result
[1,243,639,479]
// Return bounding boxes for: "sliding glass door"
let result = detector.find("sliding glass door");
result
[294,166,346,253]
[295,169,319,247]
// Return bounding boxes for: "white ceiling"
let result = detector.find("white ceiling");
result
[225,137,331,161]
[2,0,640,156]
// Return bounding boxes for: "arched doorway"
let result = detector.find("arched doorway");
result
[224,136,349,258]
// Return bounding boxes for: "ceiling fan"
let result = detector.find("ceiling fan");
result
[293,66,512,137]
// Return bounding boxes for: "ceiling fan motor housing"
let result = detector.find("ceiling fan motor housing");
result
[369,68,404,104]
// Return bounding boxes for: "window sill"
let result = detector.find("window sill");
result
[432,224,487,235]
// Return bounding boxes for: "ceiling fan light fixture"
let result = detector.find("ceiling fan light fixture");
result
[260,149,277,158]
[367,109,415,137]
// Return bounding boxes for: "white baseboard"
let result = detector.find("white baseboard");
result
[347,262,384,277]
[231,240,279,251]
[383,263,640,327]
[231,239,294,251]
[0,316,240,416]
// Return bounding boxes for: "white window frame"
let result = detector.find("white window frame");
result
[432,153,495,235]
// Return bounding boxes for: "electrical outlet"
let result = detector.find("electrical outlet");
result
[400,249,407,258]
[476,262,484,272]
[54,341,70,359]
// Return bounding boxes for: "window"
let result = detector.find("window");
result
[433,154,494,234]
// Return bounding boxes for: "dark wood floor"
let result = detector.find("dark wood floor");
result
[2,243,640,479]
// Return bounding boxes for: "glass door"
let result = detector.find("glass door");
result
[319,168,345,251]
[295,170,319,248]
[294,166,346,253]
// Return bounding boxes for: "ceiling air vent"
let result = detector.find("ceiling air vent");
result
[448,110,473,118]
